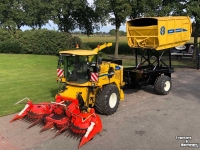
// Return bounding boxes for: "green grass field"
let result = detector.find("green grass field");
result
[0,54,59,116]
[79,35,127,43]
[79,35,198,44]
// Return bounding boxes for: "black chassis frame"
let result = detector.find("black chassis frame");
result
[123,48,174,88]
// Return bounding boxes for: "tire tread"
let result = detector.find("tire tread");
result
[95,84,119,115]
[154,75,171,95]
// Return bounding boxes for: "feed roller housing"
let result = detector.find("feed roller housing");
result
[126,16,192,50]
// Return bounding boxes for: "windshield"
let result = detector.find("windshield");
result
[58,53,98,84]
[66,55,90,84]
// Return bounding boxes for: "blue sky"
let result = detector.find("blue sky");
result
[22,0,126,32]
[37,21,126,32]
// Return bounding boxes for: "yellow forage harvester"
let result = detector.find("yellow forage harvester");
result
[11,42,124,148]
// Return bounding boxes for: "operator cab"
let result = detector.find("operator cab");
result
[58,50,98,84]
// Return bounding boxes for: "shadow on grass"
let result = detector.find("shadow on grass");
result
[50,88,59,97]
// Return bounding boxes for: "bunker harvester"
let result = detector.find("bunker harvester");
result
[124,16,191,94]
[10,16,192,148]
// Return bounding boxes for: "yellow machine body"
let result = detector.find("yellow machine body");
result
[57,43,124,108]
[127,16,192,50]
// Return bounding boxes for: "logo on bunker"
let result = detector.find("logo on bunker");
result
[160,26,165,35]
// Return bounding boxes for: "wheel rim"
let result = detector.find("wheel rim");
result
[109,93,117,108]
[164,81,170,91]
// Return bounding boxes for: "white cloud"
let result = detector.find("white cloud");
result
[42,20,58,30]
[87,0,94,4]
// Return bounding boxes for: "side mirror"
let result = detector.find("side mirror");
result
[98,57,102,64]
[57,55,64,68]
[59,55,64,65]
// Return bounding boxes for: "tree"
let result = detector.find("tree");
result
[0,0,103,36]
[50,0,100,35]
[0,0,52,30]
[129,0,172,18]
[185,0,200,59]
[94,0,132,58]
[132,0,180,17]
[109,29,126,36]
[145,0,200,60]
[109,29,115,36]
[20,0,52,29]
[129,0,144,18]
[0,0,26,32]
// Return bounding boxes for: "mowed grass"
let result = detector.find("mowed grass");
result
[79,35,198,44]
[79,35,127,43]
[0,54,59,116]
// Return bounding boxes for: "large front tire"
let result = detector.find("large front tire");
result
[154,75,172,95]
[95,84,120,115]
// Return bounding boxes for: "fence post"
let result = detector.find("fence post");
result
[197,45,200,70]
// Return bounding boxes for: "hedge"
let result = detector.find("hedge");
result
[84,42,133,54]
[0,28,199,56]
[0,29,85,55]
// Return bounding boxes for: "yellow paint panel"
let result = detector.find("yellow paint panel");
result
[59,43,112,57]
[127,16,192,50]
[59,85,88,102]
[59,50,97,56]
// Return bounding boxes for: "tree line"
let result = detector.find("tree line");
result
[0,0,199,58]
[72,30,127,36]
[0,0,102,35]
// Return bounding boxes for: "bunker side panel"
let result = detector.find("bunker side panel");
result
[158,17,191,50]
[127,16,192,50]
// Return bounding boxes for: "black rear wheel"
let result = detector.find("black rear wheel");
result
[154,75,171,95]
[95,84,120,115]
